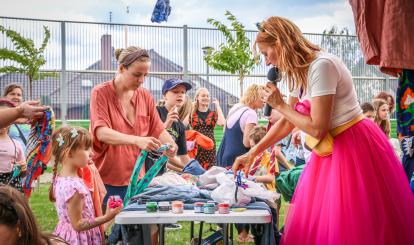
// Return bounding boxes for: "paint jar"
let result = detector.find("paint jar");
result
[158,201,170,212]
[146,202,158,213]
[171,201,184,214]
[207,201,218,211]
[218,203,230,214]
[194,202,204,213]
[203,203,215,214]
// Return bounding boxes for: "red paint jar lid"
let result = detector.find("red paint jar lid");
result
[218,203,230,208]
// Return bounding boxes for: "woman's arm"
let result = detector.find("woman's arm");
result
[274,95,334,140]
[67,192,122,232]
[213,99,226,126]
[233,96,298,174]
[0,101,47,128]
[95,127,162,152]
[243,123,256,148]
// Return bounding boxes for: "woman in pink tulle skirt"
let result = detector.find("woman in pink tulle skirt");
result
[233,16,414,245]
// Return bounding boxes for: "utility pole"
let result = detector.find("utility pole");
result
[124,6,129,48]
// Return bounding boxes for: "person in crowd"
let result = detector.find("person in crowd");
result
[375,91,395,115]
[89,47,177,206]
[152,78,192,173]
[360,101,375,121]
[217,84,264,168]
[234,16,414,244]
[3,84,30,153]
[0,100,26,193]
[191,88,225,169]
[0,185,68,245]
[49,126,122,244]
[373,99,391,137]
[247,125,278,190]
[236,125,278,243]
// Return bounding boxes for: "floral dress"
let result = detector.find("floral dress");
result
[53,176,102,245]
[191,110,218,169]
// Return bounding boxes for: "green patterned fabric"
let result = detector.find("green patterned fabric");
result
[124,151,168,206]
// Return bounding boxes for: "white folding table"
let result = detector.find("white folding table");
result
[115,209,272,245]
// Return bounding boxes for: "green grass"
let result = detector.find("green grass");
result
[29,184,58,232]
[29,183,286,244]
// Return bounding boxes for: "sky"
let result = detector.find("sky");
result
[0,0,356,33]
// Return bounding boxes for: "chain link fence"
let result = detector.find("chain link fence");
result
[0,16,397,121]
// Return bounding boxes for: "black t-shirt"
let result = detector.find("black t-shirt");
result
[145,106,188,174]
[156,106,187,156]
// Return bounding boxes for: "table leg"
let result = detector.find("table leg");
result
[159,224,165,245]
[230,224,233,244]
[190,221,194,240]
[198,221,204,245]
[223,223,229,245]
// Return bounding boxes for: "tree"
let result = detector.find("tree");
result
[204,11,258,97]
[0,25,54,99]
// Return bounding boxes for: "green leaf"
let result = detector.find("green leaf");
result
[0,48,31,67]
[0,66,27,74]
[0,24,52,99]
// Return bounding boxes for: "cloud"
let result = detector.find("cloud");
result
[288,1,355,33]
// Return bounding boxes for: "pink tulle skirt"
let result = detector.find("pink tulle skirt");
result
[282,119,414,245]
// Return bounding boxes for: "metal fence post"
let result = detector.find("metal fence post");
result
[183,25,188,82]
[385,75,390,93]
[60,21,67,125]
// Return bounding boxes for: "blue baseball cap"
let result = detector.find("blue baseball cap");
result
[162,78,192,95]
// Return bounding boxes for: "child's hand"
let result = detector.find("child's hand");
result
[108,195,123,208]
[247,175,256,182]
[105,204,123,220]
[212,98,220,106]
[166,106,179,123]
[165,143,177,158]
[14,160,26,172]
[292,131,302,148]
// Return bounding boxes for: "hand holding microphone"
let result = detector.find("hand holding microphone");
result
[263,67,282,116]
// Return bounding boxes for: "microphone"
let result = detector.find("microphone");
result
[264,67,281,117]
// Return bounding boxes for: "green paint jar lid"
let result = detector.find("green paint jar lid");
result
[146,202,158,212]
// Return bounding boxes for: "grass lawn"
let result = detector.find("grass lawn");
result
[29,183,286,245]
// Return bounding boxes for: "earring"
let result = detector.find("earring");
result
[17,227,21,238]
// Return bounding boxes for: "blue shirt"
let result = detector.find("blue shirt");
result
[8,124,30,154]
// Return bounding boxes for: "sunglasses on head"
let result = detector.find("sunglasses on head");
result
[255,21,278,39]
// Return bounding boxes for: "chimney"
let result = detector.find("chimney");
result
[101,34,112,70]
